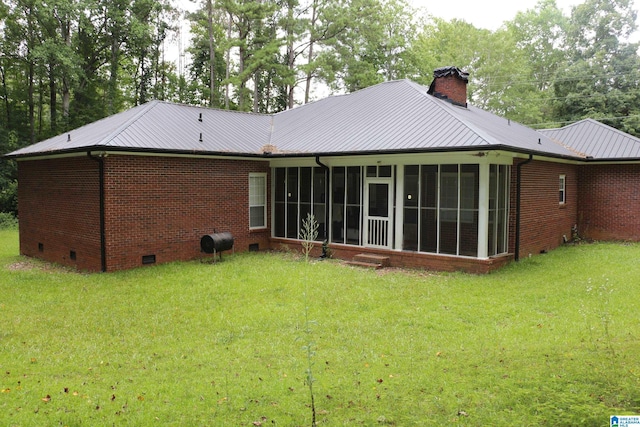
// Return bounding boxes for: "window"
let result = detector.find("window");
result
[488,165,510,256]
[249,173,267,229]
[559,174,566,204]
[403,164,482,257]
[273,167,326,239]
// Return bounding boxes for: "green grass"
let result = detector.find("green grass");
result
[1,228,639,426]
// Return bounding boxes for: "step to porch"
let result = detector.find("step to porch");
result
[345,254,391,269]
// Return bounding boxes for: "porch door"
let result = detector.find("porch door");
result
[364,178,393,249]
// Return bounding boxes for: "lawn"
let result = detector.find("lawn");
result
[1,228,639,426]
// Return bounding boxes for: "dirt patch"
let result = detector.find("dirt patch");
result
[6,259,77,274]
[7,261,36,271]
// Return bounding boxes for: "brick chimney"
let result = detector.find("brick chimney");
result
[427,66,469,107]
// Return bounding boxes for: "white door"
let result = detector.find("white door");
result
[364,178,393,248]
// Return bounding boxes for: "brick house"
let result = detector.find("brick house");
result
[7,67,640,272]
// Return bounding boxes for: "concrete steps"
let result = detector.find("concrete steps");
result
[345,254,390,269]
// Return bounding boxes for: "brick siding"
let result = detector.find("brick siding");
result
[102,155,271,271]
[272,238,512,274]
[18,157,103,271]
[577,164,640,241]
[17,155,271,272]
[510,159,578,258]
[432,76,467,106]
[18,154,640,274]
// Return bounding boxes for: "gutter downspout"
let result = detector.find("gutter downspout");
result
[87,152,107,272]
[515,154,533,262]
[315,156,330,257]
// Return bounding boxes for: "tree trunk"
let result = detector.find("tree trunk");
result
[304,40,314,104]
[27,4,35,144]
[224,11,232,109]
[304,0,319,104]
[208,0,216,107]
[61,18,71,125]
[28,61,35,144]
[49,63,57,133]
[0,65,10,125]
[286,0,295,109]
[253,71,260,112]
[109,40,119,113]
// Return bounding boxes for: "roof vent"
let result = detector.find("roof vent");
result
[427,66,469,108]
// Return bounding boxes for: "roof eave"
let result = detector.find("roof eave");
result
[263,145,587,161]
[13,144,638,164]
[5,146,270,160]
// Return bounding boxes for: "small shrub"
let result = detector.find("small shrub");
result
[0,180,18,216]
[0,212,18,229]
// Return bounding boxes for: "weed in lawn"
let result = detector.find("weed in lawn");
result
[297,213,321,425]
[581,277,619,382]
[299,213,319,262]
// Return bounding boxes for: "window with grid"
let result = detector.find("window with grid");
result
[249,173,267,229]
[559,174,566,204]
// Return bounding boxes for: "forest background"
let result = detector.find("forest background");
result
[1,0,639,218]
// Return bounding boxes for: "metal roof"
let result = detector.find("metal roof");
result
[6,79,637,162]
[270,80,578,158]
[8,101,272,157]
[540,118,640,160]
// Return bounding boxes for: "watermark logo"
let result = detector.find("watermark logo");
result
[611,416,640,427]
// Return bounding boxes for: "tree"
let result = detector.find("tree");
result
[317,0,417,93]
[553,0,640,134]
[505,0,568,125]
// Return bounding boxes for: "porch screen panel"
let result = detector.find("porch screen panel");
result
[313,167,326,239]
[403,165,419,251]
[439,164,458,255]
[274,168,286,237]
[488,164,510,256]
[459,164,479,257]
[331,167,345,243]
[497,165,509,254]
[346,166,361,245]
[488,165,498,256]
[299,167,312,236]
[420,165,438,253]
[286,168,299,238]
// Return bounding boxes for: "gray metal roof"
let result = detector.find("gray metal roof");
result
[540,119,640,160]
[8,101,272,157]
[270,80,578,158]
[6,79,637,162]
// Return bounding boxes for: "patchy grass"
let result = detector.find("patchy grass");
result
[1,229,639,426]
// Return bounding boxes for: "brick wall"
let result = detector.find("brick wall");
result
[18,157,103,271]
[102,155,271,271]
[577,164,640,241]
[272,238,513,274]
[17,154,271,272]
[432,76,467,106]
[510,159,578,258]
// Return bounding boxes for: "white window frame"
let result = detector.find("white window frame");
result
[249,173,267,229]
[559,174,566,205]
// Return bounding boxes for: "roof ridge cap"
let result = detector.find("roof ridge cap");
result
[542,118,640,147]
[99,101,161,147]
[404,82,502,145]
[587,118,640,142]
[274,79,413,117]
